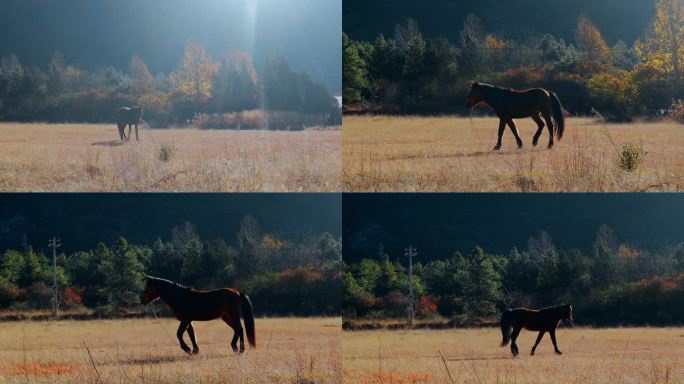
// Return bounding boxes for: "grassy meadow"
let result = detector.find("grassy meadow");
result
[343,116,683,192]
[343,327,684,384]
[0,317,341,384]
[0,123,340,192]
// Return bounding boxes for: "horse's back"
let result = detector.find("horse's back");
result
[116,106,142,122]
[172,288,240,321]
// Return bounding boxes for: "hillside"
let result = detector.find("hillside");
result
[344,0,655,44]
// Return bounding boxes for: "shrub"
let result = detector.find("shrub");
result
[671,99,684,124]
[193,110,340,130]
[587,70,634,122]
[139,93,172,128]
[618,143,645,172]
[158,143,174,162]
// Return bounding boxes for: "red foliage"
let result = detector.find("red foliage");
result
[416,295,438,316]
[61,287,83,307]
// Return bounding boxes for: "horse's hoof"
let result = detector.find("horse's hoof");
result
[192,349,199,355]
[555,351,563,355]
[493,146,501,151]
[182,348,192,355]
[530,351,535,356]
[547,143,554,149]
[517,144,523,149]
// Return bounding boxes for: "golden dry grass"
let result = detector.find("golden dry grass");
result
[343,327,684,384]
[343,116,684,192]
[0,123,340,192]
[0,317,341,383]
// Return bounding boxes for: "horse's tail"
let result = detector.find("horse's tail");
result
[500,309,512,347]
[241,293,256,349]
[550,91,565,140]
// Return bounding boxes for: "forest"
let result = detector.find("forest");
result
[0,215,342,317]
[343,226,684,326]
[0,42,340,129]
[343,0,684,121]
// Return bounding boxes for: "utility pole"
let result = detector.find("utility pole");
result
[404,246,417,326]
[48,236,61,318]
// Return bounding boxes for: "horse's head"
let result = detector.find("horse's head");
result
[466,82,484,108]
[141,275,161,305]
[132,106,143,122]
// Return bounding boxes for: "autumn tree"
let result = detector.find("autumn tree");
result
[172,41,218,104]
[129,55,154,95]
[636,0,684,88]
[575,16,610,70]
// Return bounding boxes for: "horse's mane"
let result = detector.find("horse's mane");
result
[477,83,514,93]
[541,303,571,313]
[147,276,190,290]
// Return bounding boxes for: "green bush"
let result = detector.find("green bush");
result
[618,143,644,172]
[158,143,174,162]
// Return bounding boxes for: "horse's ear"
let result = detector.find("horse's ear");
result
[472,81,479,88]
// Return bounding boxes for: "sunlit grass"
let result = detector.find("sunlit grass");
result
[0,123,340,192]
[343,327,684,384]
[0,317,341,384]
[342,116,683,192]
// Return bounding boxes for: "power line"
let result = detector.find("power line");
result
[48,236,61,318]
[404,246,417,327]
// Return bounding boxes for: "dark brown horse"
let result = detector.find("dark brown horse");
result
[141,276,256,354]
[116,106,142,141]
[500,304,573,357]
[466,82,565,150]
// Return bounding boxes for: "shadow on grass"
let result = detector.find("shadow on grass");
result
[91,140,124,147]
[112,355,192,366]
[446,356,513,362]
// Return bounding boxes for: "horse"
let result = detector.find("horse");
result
[466,82,566,150]
[116,106,143,141]
[500,304,573,357]
[141,276,256,354]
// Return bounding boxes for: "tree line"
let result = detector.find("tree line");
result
[343,225,684,326]
[343,0,684,122]
[0,215,341,316]
[0,41,340,128]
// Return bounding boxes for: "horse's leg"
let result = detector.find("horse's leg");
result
[126,124,132,141]
[117,123,125,141]
[506,119,523,149]
[222,315,245,353]
[176,321,192,354]
[550,329,562,355]
[530,330,546,356]
[531,113,545,146]
[510,326,522,357]
[541,109,554,148]
[186,322,199,355]
[494,118,506,150]
[135,123,139,141]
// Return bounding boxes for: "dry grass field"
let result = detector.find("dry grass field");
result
[0,123,340,192]
[343,116,684,192]
[343,327,684,384]
[0,317,341,383]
